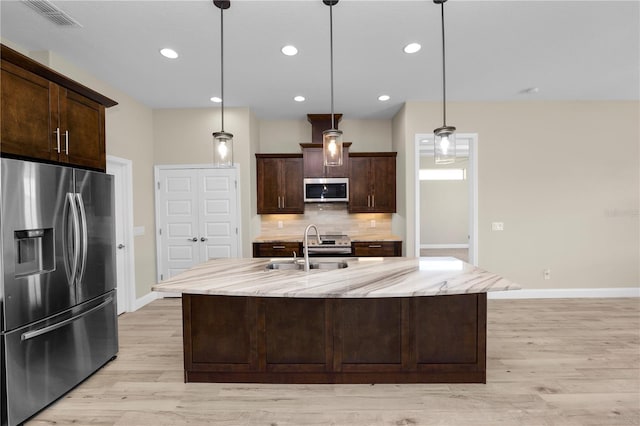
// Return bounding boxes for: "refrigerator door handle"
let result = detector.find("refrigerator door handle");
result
[64,192,81,286]
[20,296,114,341]
[75,193,89,285]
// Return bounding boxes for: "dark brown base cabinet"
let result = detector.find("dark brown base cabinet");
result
[252,242,303,258]
[182,293,487,384]
[352,241,402,257]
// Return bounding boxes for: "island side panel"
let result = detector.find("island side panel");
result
[181,293,486,384]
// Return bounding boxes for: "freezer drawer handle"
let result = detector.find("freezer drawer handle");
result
[21,296,114,342]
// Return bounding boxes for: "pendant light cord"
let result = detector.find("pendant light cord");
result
[329,2,335,130]
[220,5,225,132]
[440,1,447,127]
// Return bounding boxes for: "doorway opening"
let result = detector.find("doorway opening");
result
[414,133,478,265]
[106,155,136,314]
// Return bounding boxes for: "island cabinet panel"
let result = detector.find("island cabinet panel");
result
[337,298,402,365]
[182,295,258,375]
[264,298,329,369]
[181,293,487,384]
[415,294,482,365]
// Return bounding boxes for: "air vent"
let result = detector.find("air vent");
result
[21,0,82,27]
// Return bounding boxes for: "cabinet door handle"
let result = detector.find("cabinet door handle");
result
[277,196,281,209]
[64,130,70,155]
[200,237,208,242]
[272,245,286,249]
[54,128,61,153]
[282,195,285,208]
[372,195,375,207]
[368,244,382,248]
[188,237,197,242]
[367,195,371,207]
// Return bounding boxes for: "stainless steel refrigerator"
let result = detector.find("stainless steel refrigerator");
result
[0,158,118,426]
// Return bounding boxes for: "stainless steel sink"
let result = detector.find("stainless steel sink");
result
[309,261,348,270]
[265,261,348,271]
[265,262,303,270]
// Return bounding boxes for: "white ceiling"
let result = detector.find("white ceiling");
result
[1,0,638,120]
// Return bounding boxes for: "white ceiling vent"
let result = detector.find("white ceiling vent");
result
[21,0,82,27]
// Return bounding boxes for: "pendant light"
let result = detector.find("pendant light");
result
[433,0,456,165]
[212,0,233,167]
[323,0,343,167]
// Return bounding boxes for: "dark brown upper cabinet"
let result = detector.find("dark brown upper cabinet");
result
[349,152,397,213]
[0,44,117,171]
[256,154,304,214]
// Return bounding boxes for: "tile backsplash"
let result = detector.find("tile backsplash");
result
[259,203,392,238]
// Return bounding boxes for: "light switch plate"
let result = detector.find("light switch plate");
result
[491,222,504,231]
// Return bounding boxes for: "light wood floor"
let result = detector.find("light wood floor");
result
[27,297,639,425]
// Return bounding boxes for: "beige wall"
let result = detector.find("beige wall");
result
[152,107,257,256]
[6,36,637,294]
[3,39,158,300]
[258,118,392,153]
[396,101,639,290]
[419,157,469,245]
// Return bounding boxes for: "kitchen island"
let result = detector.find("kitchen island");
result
[152,257,519,384]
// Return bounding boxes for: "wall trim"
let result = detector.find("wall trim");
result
[488,287,640,299]
[421,244,469,249]
[133,291,160,311]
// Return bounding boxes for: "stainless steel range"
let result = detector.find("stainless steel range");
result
[304,234,352,255]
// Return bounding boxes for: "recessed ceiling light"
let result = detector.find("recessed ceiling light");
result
[378,95,390,102]
[160,48,178,59]
[294,95,305,102]
[281,45,298,56]
[210,97,222,103]
[403,43,421,54]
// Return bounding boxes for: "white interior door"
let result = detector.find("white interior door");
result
[157,169,201,280]
[156,166,239,282]
[106,156,135,315]
[199,168,239,260]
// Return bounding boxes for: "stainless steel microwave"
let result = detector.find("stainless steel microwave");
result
[304,177,349,202]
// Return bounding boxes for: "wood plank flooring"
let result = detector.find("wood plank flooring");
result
[27,297,639,425]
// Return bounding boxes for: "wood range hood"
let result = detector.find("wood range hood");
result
[306,113,342,144]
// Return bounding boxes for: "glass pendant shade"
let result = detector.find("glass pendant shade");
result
[213,131,233,167]
[323,129,343,167]
[434,126,456,165]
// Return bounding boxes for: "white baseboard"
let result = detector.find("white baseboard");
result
[488,287,640,299]
[421,244,469,249]
[133,291,160,311]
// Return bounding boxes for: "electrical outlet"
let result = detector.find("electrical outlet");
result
[491,222,504,231]
[543,269,551,280]
[370,220,376,228]
[277,221,283,229]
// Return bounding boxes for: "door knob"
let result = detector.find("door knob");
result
[117,244,125,249]
[189,237,198,242]
[200,237,208,242]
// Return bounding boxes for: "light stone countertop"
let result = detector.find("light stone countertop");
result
[152,257,520,298]
[253,234,402,243]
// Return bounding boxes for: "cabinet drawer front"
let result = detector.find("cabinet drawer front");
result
[253,242,301,257]
[352,242,401,257]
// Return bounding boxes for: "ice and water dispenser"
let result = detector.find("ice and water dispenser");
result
[13,228,54,278]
